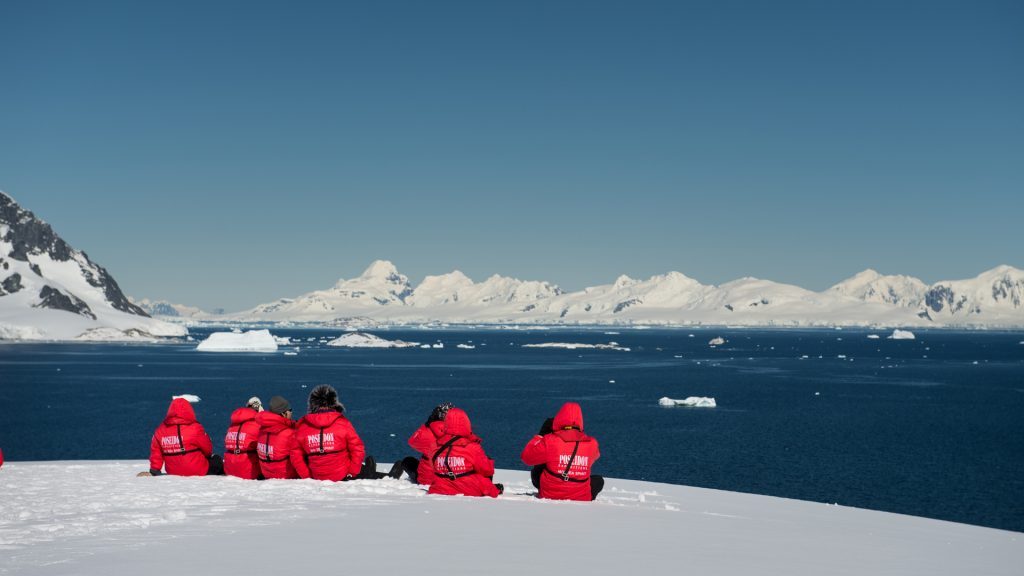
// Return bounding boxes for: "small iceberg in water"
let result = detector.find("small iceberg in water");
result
[708,337,726,346]
[867,334,881,340]
[522,342,631,352]
[196,330,279,352]
[456,343,475,349]
[659,396,716,408]
[326,332,419,348]
[888,329,916,340]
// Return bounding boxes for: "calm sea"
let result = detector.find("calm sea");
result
[1,327,1021,531]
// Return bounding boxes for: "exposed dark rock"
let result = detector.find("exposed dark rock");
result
[559,308,568,318]
[613,298,641,313]
[724,304,734,311]
[521,304,537,312]
[0,192,149,317]
[1,273,23,295]
[35,285,97,319]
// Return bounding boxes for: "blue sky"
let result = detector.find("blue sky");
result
[1,1,1021,311]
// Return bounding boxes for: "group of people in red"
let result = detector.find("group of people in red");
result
[149,385,604,501]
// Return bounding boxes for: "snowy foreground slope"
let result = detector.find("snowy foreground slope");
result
[0,462,1020,576]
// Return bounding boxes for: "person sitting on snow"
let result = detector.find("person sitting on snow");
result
[149,397,224,476]
[256,396,305,480]
[293,385,401,481]
[520,402,603,501]
[223,396,264,480]
[428,407,503,498]
[402,401,453,485]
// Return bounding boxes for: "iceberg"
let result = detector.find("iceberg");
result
[456,343,475,349]
[659,396,716,408]
[522,342,630,352]
[888,329,916,340]
[867,334,881,339]
[326,332,419,348]
[708,337,726,346]
[196,330,278,352]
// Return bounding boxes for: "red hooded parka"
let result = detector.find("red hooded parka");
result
[407,420,446,486]
[428,408,500,498]
[256,411,306,480]
[293,411,365,481]
[223,407,262,479]
[149,398,213,476]
[521,402,600,501]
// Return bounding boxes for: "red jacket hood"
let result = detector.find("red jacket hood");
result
[300,411,344,429]
[230,407,259,425]
[443,408,473,436]
[256,411,295,433]
[553,402,584,431]
[164,398,197,425]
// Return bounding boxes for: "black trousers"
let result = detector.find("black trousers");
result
[206,454,225,476]
[402,456,421,483]
[531,465,604,501]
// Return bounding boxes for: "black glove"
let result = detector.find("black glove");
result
[539,417,554,436]
[149,468,162,476]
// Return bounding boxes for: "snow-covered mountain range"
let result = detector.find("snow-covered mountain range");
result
[216,260,1024,328]
[0,192,186,340]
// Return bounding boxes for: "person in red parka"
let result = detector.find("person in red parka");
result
[256,396,307,480]
[0,447,4,469]
[520,402,603,501]
[428,407,503,498]
[149,397,224,476]
[293,385,399,481]
[224,396,264,480]
[403,401,452,485]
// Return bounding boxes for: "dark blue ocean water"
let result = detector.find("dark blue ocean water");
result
[1,328,1022,531]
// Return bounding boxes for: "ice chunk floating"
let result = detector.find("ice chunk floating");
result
[888,329,916,340]
[522,342,630,352]
[659,396,717,408]
[196,329,279,352]
[708,337,726,346]
[326,332,419,348]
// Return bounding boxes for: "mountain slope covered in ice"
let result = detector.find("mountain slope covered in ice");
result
[0,192,186,340]
[220,261,1024,328]
[0,461,1019,576]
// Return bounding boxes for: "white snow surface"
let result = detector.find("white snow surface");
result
[325,332,419,348]
[195,329,278,352]
[659,396,717,408]
[889,329,916,340]
[0,461,1019,576]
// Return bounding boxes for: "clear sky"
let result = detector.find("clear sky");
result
[1,1,1021,312]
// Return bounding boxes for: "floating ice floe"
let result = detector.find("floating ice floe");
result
[708,337,726,346]
[283,351,298,356]
[888,329,916,340]
[456,343,475,349]
[522,342,631,352]
[432,342,444,349]
[326,332,419,348]
[273,335,291,345]
[659,396,716,408]
[196,329,278,352]
[867,334,881,339]
[172,394,201,403]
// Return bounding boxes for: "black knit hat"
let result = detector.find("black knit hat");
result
[309,385,345,413]
[428,401,454,423]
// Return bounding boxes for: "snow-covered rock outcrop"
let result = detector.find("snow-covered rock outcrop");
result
[0,191,187,341]
[921,265,1024,323]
